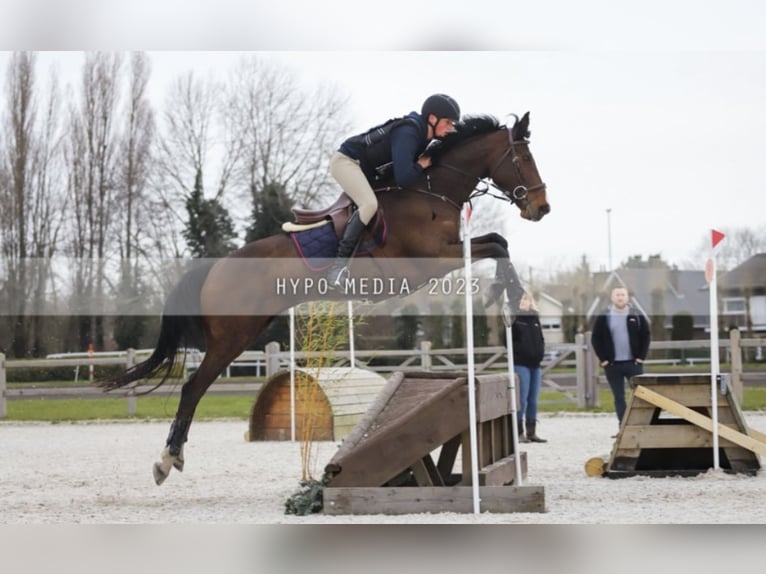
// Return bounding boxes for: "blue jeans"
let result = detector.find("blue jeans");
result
[514,365,542,422]
[603,361,644,423]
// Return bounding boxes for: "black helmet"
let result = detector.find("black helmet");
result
[421,94,460,121]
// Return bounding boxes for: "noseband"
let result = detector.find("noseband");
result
[485,127,547,205]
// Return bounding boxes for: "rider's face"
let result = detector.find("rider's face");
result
[428,115,457,139]
[435,118,457,138]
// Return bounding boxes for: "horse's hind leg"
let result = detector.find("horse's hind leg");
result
[152,334,254,486]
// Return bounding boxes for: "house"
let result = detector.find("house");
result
[719,253,766,333]
[533,291,565,344]
[585,267,710,339]
[356,272,565,347]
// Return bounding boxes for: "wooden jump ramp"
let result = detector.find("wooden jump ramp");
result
[321,371,545,515]
[587,374,764,478]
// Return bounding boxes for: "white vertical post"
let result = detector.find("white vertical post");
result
[461,203,480,514]
[347,300,356,369]
[289,306,296,442]
[707,229,725,470]
[88,343,94,382]
[126,348,136,416]
[0,352,7,419]
[504,294,523,486]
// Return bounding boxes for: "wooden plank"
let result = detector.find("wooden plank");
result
[411,458,434,486]
[750,427,766,444]
[634,385,766,456]
[618,425,739,449]
[476,376,510,422]
[637,384,712,407]
[322,485,545,515]
[436,434,461,479]
[411,455,445,487]
[325,382,468,486]
[479,453,527,486]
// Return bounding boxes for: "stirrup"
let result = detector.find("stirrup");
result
[327,264,350,290]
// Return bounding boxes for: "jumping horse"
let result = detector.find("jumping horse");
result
[103,112,550,485]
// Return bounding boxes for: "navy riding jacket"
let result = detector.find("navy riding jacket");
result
[339,111,428,187]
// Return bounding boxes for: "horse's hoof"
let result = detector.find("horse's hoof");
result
[153,462,169,486]
[173,458,184,472]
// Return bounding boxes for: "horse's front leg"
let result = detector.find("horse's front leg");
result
[467,233,525,313]
[153,416,191,485]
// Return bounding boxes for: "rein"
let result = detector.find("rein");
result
[374,125,547,213]
[439,126,547,208]
[374,184,463,211]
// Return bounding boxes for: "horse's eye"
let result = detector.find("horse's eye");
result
[523,154,532,161]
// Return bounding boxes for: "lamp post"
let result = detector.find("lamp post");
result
[606,208,613,271]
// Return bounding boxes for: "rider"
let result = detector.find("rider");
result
[326,93,461,288]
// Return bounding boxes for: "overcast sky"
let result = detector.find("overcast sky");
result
[2,1,765,277]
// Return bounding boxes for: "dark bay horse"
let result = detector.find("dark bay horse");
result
[103,113,550,485]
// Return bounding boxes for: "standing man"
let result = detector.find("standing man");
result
[591,285,651,429]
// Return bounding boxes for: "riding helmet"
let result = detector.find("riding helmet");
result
[421,94,461,121]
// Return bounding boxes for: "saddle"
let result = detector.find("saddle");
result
[286,192,384,239]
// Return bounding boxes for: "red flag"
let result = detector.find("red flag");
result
[711,229,725,249]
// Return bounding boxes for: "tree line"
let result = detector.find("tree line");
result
[0,51,351,358]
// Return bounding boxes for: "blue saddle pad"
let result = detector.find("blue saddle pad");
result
[289,217,388,272]
[290,224,338,271]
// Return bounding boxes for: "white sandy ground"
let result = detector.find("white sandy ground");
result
[1,412,766,524]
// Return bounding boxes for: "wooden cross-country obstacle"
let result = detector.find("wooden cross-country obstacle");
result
[600,373,763,478]
[247,367,388,442]
[322,371,545,515]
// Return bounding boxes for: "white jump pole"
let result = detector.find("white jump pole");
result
[348,300,356,368]
[502,218,523,484]
[503,293,523,486]
[289,306,296,442]
[461,203,481,514]
[707,229,725,470]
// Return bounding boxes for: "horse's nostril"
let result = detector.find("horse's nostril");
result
[539,204,550,215]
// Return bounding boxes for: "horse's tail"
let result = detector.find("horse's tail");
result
[100,261,215,393]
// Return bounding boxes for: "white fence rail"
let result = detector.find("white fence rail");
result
[0,331,762,418]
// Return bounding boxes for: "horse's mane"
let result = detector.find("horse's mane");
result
[426,114,503,162]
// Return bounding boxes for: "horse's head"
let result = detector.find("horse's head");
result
[424,113,550,220]
[491,112,550,222]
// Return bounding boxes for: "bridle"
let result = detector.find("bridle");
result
[438,125,547,209]
[488,127,547,200]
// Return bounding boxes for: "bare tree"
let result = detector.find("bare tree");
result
[154,70,241,265]
[65,52,123,350]
[0,52,67,356]
[226,55,351,213]
[117,52,154,264]
[110,52,157,348]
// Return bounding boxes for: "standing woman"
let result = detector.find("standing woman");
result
[511,292,547,443]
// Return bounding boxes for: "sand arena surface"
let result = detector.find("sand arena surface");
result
[1,412,765,524]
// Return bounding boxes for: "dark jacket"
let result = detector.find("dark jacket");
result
[511,311,545,368]
[339,111,428,187]
[590,306,651,363]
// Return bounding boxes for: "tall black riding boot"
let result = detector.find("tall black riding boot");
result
[526,419,547,443]
[326,211,366,289]
[517,419,530,443]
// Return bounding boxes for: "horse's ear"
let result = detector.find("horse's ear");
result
[513,111,531,140]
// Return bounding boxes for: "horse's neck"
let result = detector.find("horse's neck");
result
[429,134,495,204]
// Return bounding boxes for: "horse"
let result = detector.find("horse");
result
[102,112,550,485]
